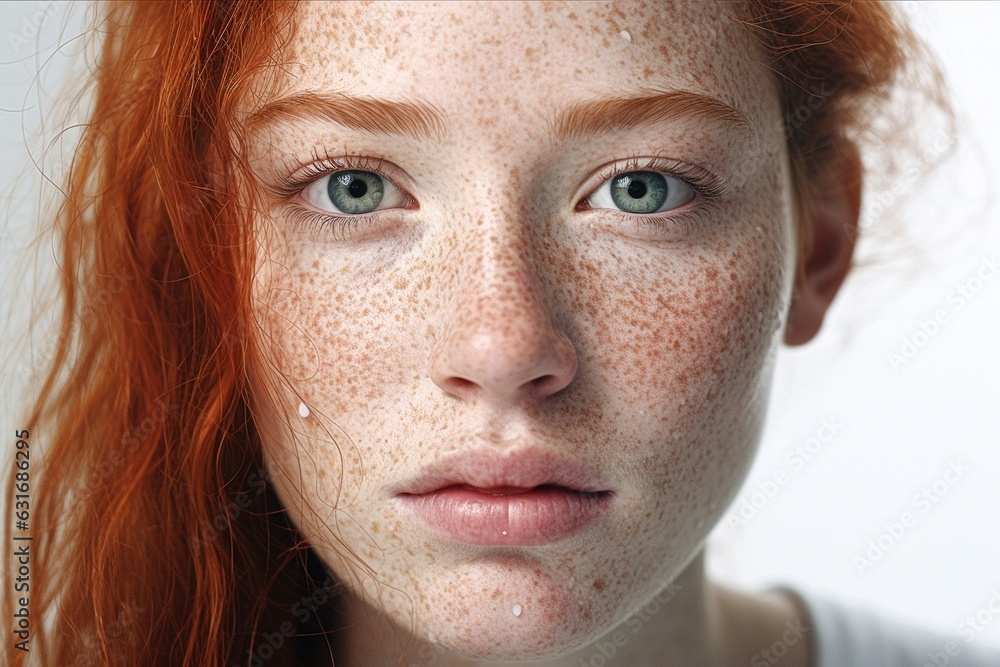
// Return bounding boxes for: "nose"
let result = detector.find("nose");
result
[428,229,577,409]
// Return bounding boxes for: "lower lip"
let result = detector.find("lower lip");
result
[394,485,613,546]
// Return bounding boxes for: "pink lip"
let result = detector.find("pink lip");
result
[391,446,615,546]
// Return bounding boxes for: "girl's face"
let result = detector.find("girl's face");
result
[247,0,793,659]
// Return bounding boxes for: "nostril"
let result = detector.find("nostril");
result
[446,377,478,394]
[529,374,562,395]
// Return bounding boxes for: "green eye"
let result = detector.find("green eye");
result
[326,170,385,214]
[610,172,669,214]
[590,170,696,214]
[303,168,409,215]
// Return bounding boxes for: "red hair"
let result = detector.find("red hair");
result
[3,1,948,665]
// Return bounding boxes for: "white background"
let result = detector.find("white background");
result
[2,0,999,651]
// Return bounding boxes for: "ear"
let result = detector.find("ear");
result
[784,140,863,346]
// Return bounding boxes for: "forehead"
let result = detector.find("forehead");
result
[269,1,778,142]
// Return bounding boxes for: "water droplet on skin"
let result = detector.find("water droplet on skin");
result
[502,530,507,535]
[639,409,645,416]
[513,604,522,617]
[619,30,631,43]
[679,398,686,406]
[298,402,310,418]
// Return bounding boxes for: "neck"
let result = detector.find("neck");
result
[331,549,740,667]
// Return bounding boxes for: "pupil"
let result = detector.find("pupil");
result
[348,178,368,198]
[627,180,647,199]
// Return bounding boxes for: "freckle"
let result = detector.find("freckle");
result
[592,578,605,592]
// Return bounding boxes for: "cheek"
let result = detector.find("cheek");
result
[248,227,427,531]
[251,237,405,415]
[579,204,789,426]
[576,205,792,543]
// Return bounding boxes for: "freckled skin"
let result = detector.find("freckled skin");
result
[244,2,813,666]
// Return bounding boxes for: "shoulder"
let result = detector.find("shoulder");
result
[772,585,1000,667]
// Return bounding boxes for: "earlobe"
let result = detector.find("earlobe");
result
[784,141,863,346]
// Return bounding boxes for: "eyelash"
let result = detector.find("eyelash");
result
[580,154,728,237]
[274,151,414,242]
[274,149,727,242]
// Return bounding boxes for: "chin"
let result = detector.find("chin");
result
[382,559,621,662]
[418,615,594,662]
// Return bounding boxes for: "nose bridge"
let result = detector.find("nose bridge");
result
[428,208,577,407]
[464,222,545,323]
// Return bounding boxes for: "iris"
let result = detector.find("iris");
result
[610,171,669,213]
[327,170,385,214]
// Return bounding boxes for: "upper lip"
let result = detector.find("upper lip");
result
[391,445,614,496]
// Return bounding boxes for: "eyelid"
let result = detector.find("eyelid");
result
[576,155,730,212]
[268,149,417,205]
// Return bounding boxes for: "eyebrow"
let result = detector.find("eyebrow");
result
[246,91,448,142]
[551,89,753,141]
[246,88,753,143]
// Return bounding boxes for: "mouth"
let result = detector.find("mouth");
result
[391,445,615,546]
